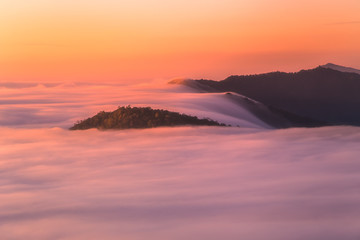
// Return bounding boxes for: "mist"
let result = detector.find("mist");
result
[1,126,360,239]
[0,82,269,129]
[1,82,359,239]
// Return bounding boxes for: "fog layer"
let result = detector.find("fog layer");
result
[0,82,270,128]
[1,82,359,239]
[1,126,360,239]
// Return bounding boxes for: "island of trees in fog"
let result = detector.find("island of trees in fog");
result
[70,106,227,130]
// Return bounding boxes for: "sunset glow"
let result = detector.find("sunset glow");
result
[2,1,360,238]
[1,0,359,83]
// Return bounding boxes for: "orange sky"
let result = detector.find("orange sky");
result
[1,0,359,83]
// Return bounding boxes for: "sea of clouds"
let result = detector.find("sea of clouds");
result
[0,82,359,239]
[0,81,270,129]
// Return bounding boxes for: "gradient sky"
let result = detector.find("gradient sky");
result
[1,0,359,83]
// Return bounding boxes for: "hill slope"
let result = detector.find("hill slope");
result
[70,106,226,130]
[222,92,327,128]
[177,66,360,126]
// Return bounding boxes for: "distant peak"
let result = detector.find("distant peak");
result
[320,63,360,75]
[322,63,338,67]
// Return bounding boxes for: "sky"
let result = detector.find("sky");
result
[1,0,360,83]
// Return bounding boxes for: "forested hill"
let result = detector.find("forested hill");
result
[176,66,360,126]
[70,106,226,130]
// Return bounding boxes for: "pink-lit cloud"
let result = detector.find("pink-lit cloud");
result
[0,82,269,128]
[0,126,360,239]
[1,82,359,239]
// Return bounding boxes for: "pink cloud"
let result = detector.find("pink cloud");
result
[0,126,360,239]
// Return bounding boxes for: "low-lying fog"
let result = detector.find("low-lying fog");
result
[0,81,270,129]
[1,82,359,239]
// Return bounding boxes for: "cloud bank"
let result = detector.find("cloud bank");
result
[1,82,359,239]
[0,82,269,129]
[1,126,360,239]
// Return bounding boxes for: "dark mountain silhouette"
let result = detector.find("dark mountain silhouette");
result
[70,106,226,130]
[221,92,326,128]
[321,63,360,75]
[174,66,360,126]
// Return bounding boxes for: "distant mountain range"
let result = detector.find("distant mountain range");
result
[172,64,360,126]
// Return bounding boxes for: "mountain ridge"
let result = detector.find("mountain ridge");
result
[172,65,360,126]
[321,63,360,75]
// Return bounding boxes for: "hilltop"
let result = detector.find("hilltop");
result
[70,106,227,130]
